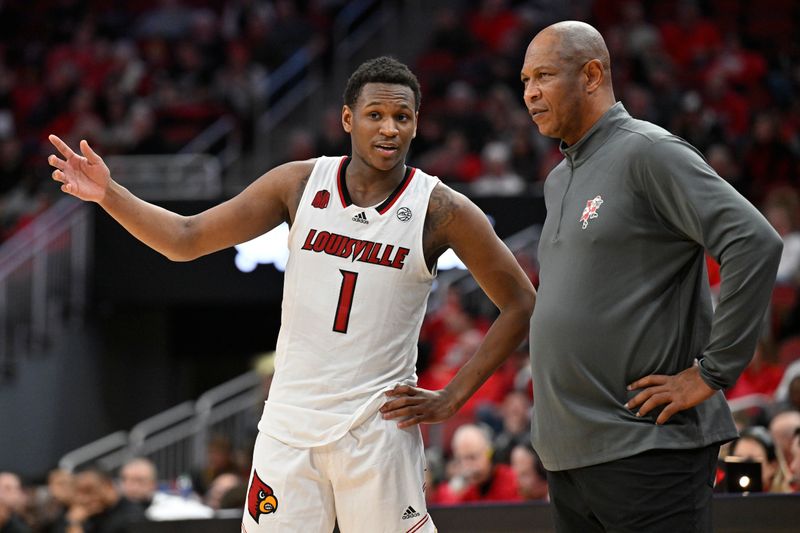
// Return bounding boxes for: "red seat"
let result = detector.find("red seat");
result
[777,336,800,366]
[771,285,798,337]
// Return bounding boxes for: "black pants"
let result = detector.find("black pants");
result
[546,445,719,533]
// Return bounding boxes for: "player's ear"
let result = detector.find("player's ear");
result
[342,105,353,133]
[413,111,419,139]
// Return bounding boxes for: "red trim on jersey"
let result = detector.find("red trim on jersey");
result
[377,167,416,214]
[406,513,429,533]
[335,156,350,208]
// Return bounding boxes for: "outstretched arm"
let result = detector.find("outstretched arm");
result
[381,184,536,428]
[48,135,313,261]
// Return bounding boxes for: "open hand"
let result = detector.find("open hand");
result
[48,135,111,203]
[380,384,459,429]
[625,364,716,425]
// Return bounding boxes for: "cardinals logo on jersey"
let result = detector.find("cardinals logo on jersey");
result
[312,189,330,209]
[247,471,278,523]
[579,195,604,229]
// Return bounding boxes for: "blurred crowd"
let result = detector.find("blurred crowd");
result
[0,0,345,242]
[3,0,800,524]
[0,434,255,532]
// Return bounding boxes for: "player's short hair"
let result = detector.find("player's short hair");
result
[343,56,421,112]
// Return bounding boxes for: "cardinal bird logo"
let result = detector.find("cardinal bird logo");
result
[247,471,278,523]
[579,195,604,229]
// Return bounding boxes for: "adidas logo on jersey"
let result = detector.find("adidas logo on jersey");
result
[352,211,369,224]
[401,506,420,520]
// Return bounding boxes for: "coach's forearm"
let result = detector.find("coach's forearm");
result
[100,179,197,261]
[443,303,532,409]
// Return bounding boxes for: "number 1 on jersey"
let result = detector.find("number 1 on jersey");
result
[334,270,358,333]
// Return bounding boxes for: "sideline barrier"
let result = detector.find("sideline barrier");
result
[129,495,800,533]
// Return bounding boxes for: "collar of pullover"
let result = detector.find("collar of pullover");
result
[559,102,630,168]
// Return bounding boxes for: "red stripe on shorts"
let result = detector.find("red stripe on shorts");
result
[406,513,429,533]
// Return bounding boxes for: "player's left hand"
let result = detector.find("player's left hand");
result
[625,363,716,425]
[380,384,458,429]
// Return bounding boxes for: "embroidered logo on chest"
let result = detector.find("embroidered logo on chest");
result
[311,189,330,208]
[579,195,604,229]
[396,206,412,222]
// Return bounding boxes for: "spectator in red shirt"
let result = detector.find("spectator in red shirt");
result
[659,1,722,75]
[432,424,520,504]
[704,34,767,92]
[703,74,748,140]
[725,341,785,400]
[467,0,520,53]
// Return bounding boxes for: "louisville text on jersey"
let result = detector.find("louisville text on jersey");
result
[301,229,409,269]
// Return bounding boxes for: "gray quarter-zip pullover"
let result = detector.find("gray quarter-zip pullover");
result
[530,103,782,471]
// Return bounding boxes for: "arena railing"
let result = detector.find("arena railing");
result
[57,370,266,481]
[0,150,221,384]
[58,430,129,473]
[425,224,542,318]
[127,401,198,482]
[193,370,265,474]
[104,153,222,201]
[0,197,90,383]
[177,115,240,172]
[330,0,396,89]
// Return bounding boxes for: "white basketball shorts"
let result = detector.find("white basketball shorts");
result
[241,409,436,533]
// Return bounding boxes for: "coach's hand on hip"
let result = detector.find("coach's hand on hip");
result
[380,384,458,429]
[625,364,717,425]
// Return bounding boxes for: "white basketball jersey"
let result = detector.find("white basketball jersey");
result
[258,156,440,447]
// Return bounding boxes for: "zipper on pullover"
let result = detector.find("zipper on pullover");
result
[552,157,575,242]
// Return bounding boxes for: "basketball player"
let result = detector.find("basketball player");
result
[48,57,536,532]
